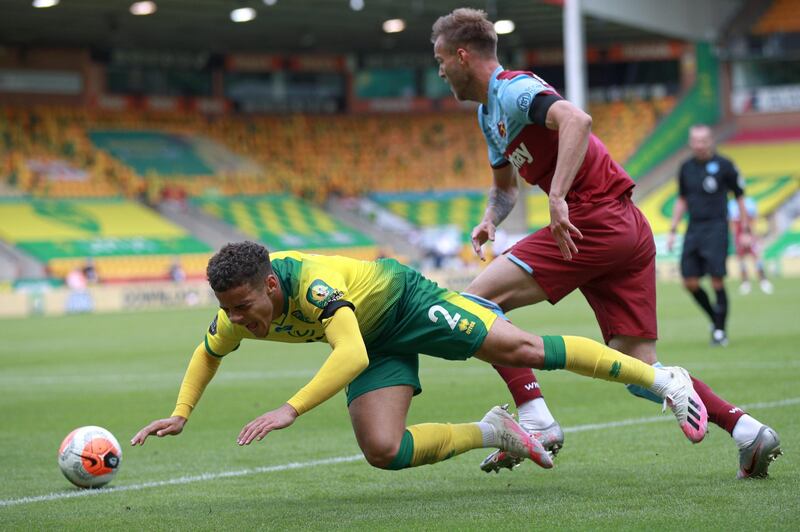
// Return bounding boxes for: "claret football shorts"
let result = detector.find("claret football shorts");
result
[506,195,658,343]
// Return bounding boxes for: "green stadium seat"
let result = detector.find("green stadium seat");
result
[192,194,375,255]
[0,198,212,281]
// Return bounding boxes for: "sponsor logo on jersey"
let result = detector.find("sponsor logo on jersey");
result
[292,309,316,324]
[524,382,540,391]
[703,175,719,193]
[273,324,321,339]
[208,315,218,335]
[517,91,533,112]
[497,121,506,137]
[705,161,719,174]
[306,279,344,309]
[609,361,622,378]
[288,328,318,339]
[509,142,534,169]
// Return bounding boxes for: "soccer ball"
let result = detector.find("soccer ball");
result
[58,426,122,489]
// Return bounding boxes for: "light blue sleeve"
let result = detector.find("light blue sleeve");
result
[745,196,758,217]
[497,75,549,125]
[727,198,738,220]
[477,105,507,167]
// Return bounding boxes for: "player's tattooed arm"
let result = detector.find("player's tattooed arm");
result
[473,164,517,260]
[487,185,518,226]
[485,163,518,226]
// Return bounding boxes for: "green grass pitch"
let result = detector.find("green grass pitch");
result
[1,279,798,530]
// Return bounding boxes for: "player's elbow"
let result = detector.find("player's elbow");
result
[353,351,369,374]
[577,111,592,131]
[346,346,370,375]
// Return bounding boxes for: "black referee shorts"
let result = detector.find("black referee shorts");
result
[680,220,729,278]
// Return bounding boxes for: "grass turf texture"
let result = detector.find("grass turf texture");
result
[1,279,798,530]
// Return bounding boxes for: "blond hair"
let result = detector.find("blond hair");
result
[431,8,497,57]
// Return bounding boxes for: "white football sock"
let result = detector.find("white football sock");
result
[517,398,556,429]
[732,414,763,449]
[477,422,497,448]
[647,367,673,396]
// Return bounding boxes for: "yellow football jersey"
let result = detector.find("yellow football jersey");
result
[204,251,410,357]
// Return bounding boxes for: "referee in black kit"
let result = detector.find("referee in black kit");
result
[667,125,750,346]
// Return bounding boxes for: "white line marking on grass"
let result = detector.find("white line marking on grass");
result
[2,397,797,508]
[0,454,364,508]
[564,397,800,433]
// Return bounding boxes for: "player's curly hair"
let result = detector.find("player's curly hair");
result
[431,7,497,57]
[206,241,273,292]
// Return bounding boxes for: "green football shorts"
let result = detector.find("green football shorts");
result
[346,268,497,405]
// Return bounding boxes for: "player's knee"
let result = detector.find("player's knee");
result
[683,278,700,291]
[464,278,494,302]
[512,334,545,369]
[361,440,401,469]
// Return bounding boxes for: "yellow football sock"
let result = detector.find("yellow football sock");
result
[542,335,655,388]
[406,423,483,467]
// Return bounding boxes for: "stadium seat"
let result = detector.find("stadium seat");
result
[2,101,674,202]
[0,198,212,282]
[192,194,375,255]
[753,0,800,34]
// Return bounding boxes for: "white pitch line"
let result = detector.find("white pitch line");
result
[2,396,797,509]
[564,396,800,433]
[0,454,364,508]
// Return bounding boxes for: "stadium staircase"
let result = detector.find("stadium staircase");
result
[155,202,253,251]
[325,197,421,262]
[0,239,46,281]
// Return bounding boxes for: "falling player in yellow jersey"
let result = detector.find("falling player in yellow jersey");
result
[131,241,708,471]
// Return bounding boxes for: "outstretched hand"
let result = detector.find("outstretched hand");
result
[549,197,583,260]
[471,219,496,261]
[130,416,187,446]
[237,403,299,446]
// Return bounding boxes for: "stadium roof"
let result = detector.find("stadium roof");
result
[1,0,673,55]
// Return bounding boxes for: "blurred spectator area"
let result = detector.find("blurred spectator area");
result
[1,98,676,202]
[589,97,676,163]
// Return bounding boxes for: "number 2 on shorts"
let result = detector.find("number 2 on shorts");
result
[428,305,461,330]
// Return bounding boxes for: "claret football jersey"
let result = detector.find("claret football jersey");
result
[478,65,635,203]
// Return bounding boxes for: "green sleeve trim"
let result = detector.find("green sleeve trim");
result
[386,430,414,470]
[542,335,566,370]
[204,336,225,359]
